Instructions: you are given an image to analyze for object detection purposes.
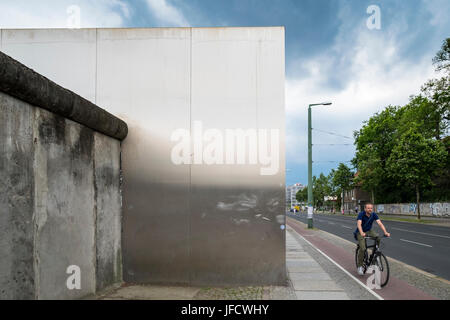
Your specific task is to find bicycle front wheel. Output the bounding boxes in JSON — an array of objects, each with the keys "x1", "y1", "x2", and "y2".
[{"x1": 375, "y1": 253, "x2": 390, "y2": 287}]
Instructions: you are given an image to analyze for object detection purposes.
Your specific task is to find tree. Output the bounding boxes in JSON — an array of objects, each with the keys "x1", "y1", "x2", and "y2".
[
  {"x1": 296, "y1": 187, "x2": 307, "y2": 204},
  {"x1": 386, "y1": 128, "x2": 447, "y2": 219},
  {"x1": 399, "y1": 95, "x2": 446, "y2": 141},
  {"x1": 420, "y1": 77, "x2": 450, "y2": 140},
  {"x1": 422, "y1": 37, "x2": 450, "y2": 140},
  {"x1": 330, "y1": 163, "x2": 354, "y2": 209},
  {"x1": 432, "y1": 38, "x2": 450, "y2": 73},
  {"x1": 352, "y1": 106, "x2": 402, "y2": 203},
  {"x1": 296, "y1": 175, "x2": 332, "y2": 211},
  {"x1": 351, "y1": 37, "x2": 450, "y2": 205},
  {"x1": 313, "y1": 173, "x2": 332, "y2": 210}
]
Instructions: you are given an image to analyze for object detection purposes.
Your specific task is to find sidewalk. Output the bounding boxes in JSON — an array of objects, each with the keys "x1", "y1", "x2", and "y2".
[
  {"x1": 287, "y1": 217, "x2": 445, "y2": 300},
  {"x1": 285, "y1": 226, "x2": 350, "y2": 300},
  {"x1": 92, "y1": 226, "x2": 360, "y2": 300},
  {"x1": 91, "y1": 218, "x2": 448, "y2": 300}
]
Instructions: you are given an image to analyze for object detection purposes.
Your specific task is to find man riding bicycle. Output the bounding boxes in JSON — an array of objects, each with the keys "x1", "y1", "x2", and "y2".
[{"x1": 354, "y1": 203, "x2": 390, "y2": 275}]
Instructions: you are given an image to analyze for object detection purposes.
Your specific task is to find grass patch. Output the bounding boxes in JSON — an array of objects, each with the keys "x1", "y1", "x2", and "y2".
[
  {"x1": 378, "y1": 216, "x2": 435, "y2": 224},
  {"x1": 310, "y1": 211, "x2": 440, "y2": 224},
  {"x1": 323, "y1": 212, "x2": 437, "y2": 224}
]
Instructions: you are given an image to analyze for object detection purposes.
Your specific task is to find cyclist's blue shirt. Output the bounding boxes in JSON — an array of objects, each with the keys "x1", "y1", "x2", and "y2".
[{"x1": 353, "y1": 211, "x2": 379, "y2": 238}]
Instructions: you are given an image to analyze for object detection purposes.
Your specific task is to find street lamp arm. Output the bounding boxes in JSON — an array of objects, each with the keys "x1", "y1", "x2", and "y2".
[{"x1": 309, "y1": 102, "x2": 332, "y2": 107}]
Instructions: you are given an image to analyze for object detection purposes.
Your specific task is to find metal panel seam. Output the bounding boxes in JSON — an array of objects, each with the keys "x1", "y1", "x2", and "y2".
[
  {"x1": 188, "y1": 27, "x2": 193, "y2": 285},
  {"x1": 95, "y1": 29, "x2": 98, "y2": 105}
]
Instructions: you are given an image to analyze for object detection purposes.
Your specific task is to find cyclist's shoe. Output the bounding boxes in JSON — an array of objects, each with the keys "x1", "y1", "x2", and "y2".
[{"x1": 357, "y1": 267, "x2": 364, "y2": 275}]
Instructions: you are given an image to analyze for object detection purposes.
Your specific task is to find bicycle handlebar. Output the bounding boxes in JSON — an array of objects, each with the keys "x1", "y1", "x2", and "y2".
[{"x1": 363, "y1": 235, "x2": 390, "y2": 239}]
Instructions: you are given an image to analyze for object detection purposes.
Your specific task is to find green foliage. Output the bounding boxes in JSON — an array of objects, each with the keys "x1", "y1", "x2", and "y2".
[
  {"x1": 421, "y1": 76, "x2": 450, "y2": 139},
  {"x1": 330, "y1": 163, "x2": 354, "y2": 192},
  {"x1": 351, "y1": 38, "x2": 450, "y2": 204},
  {"x1": 386, "y1": 128, "x2": 447, "y2": 218},
  {"x1": 386, "y1": 127, "x2": 447, "y2": 189},
  {"x1": 328, "y1": 163, "x2": 354, "y2": 209},
  {"x1": 432, "y1": 38, "x2": 450, "y2": 73},
  {"x1": 313, "y1": 173, "x2": 331, "y2": 208},
  {"x1": 296, "y1": 187, "x2": 307, "y2": 203},
  {"x1": 352, "y1": 106, "x2": 402, "y2": 202},
  {"x1": 296, "y1": 173, "x2": 336, "y2": 209},
  {"x1": 423, "y1": 136, "x2": 450, "y2": 201},
  {"x1": 399, "y1": 95, "x2": 445, "y2": 140},
  {"x1": 305, "y1": 39, "x2": 449, "y2": 206}
]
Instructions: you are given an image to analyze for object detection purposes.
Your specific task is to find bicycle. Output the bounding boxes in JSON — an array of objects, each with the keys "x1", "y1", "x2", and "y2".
[{"x1": 355, "y1": 236, "x2": 390, "y2": 287}]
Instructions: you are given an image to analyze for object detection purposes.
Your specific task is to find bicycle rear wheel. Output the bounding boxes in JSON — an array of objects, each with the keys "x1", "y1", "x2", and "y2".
[{"x1": 374, "y1": 253, "x2": 390, "y2": 287}]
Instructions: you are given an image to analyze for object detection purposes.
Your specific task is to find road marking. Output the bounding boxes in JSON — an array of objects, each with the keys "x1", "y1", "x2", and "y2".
[
  {"x1": 288, "y1": 227, "x2": 383, "y2": 300},
  {"x1": 391, "y1": 227, "x2": 450, "y2": 239},
  {"x1": 328, "y1": 222, "x2": 335, "y2": 225},
  {"x1": 400, "y1": 239, "x2": 433, "y2": 247},
  {"x1": 342, "y1": 225, "x2": 352, "y2": 229}
]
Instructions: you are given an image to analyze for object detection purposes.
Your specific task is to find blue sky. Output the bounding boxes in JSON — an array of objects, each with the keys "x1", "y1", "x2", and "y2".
[{"x1": 1, "y1": 0, "x2": 449, "y2": 186}]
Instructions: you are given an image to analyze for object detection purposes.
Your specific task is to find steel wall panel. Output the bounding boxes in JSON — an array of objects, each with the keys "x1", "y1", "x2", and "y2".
[
  {"x1": 1, "y1": 29, "x2": 97, "y2": 103},
  {"x1": 96, "y1": 28, "x2": 192, "y2": 284},
  {"x1": 189, "y1": 27, "x2": 286, "y2": 285}
]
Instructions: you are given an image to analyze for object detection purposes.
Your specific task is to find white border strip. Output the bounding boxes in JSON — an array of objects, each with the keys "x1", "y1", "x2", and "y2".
[
  {"x1": 400, "y1": 239, "x2": 432, "y2": 247},
  {"x1": 392, "y1": 227, "x2": 450, "y2": 239},
  {"x1": 290, "y1": 228, "x2": 384, "y2": 300}
]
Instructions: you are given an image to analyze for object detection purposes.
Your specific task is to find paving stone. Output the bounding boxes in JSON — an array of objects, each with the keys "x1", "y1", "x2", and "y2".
[
  {"x1": 99, "y1": 285, "x2": 201, "y2": 300},
  {"x1": 287, "y1": 260, "x2": 320, "y2": 268},
  {"x1": 295, "y1": 291, "x2": 350, "y2": 300},
  {"x1": 95, "y1": 221, "x2": 352, "y2": 301},
  {"x1": 289, "y1": 272, "x2": 332, "y2": 281},
  {"x1": 291, "y1": 280, "x2": 343, "y2": 291},
  {"x1": 288, "y1": 266, "x2": 324, "y2": 273},
  {"x1": 286, "y1": 252, "x2": 310, "y2": 259}
]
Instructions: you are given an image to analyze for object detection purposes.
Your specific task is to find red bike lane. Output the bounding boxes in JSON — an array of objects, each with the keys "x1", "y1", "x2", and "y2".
[{"x1": 287, "y1": 217, "x2": 436, "y2": 300}]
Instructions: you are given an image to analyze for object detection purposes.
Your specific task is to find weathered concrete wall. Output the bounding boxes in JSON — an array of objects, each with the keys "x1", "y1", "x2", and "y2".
[
  {"x1": 376, "y1": 203, "x2": 450, "y2": 217},
  {"x1": 0, "y1": 52, "x2": 126, "y2": 299},
  {"x1": 33, "y1": 106, "x2": 97, "y2": 299},
  {"x1": 0, "y1": 92, "x2": 35, "y2": 299},
  {"x1": 94, "y1": 134, "x2": 122, "y2": 291}
]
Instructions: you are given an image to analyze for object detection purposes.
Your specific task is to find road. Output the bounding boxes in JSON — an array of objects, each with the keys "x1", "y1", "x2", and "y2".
[{"x1": 287, "y1": 212, "x2": 450, "y2": 281}]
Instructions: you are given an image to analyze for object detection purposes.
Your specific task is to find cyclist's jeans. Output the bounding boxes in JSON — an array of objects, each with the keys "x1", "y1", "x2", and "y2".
[{"x1": 357, "y1": 230, "x2": 380, "y2": 267}]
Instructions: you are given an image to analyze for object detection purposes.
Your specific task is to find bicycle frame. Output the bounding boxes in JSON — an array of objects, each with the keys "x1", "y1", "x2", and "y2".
[
  {"x1": 362, "y1": 237, "x2": 381, "y2": 270},
  {"x1": 355, "y1": 236, "x2": 390, "y2": 287}
]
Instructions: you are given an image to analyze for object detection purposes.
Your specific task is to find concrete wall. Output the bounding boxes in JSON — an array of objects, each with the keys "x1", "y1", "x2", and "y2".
[
  {"x1": 0, "y1": 89, "x2": 123, "y2": 298},
  {"x1": 0, "y1": 92, "x2": 35, "y2": 299},
  {"x1": 376, "y1": 203, "x2": 450, "y2": 217},
  {"x1": 1, "y1": 27, "x2": 286, "y2": 286}
]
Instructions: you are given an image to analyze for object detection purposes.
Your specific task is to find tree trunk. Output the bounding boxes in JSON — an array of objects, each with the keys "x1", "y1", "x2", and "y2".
[
  {"x1": 371, "y1": 190, "x2": 375, "y2": 204},
  {"x1": 416, "y1": 184, "x2": 421, "y2": 220}
]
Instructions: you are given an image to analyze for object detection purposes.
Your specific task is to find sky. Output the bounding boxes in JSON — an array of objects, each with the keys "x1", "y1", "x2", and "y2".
[{"x1": 1, "y1": 0, "x2": 449, "y2": 186}]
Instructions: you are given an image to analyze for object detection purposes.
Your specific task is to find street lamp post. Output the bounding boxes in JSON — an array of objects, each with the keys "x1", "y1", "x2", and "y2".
[{"x1": 307, "y1": 102, "x2": 332, "y2": 229}]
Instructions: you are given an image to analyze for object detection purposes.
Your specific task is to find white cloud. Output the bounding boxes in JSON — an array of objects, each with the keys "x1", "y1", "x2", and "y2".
[
  {"x1": 145, "y1": 0, "x2": 190, "y2": 27},
  {"x1": 285, "y1": 9, "x2": 437, "y2": 167},
  {"x1": 422, "y1": 0, "x2": 450, "y2": 27},
  {"x1": 0, "y1": 0, "x2": 130, "y2": 28}
]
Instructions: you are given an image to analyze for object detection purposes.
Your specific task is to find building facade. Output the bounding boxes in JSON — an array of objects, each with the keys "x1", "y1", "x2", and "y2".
[
  {"x1": 286, "y1": 183, "x2": 305, "y2": 209},
  {"x1": 343, "y1": 186, "x2": 371, "y2": 214}
]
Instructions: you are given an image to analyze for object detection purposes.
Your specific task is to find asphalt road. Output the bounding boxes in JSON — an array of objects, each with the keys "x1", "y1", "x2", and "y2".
[{"x1": 287, "y1": 212, "x2": 450, "y2": 281}]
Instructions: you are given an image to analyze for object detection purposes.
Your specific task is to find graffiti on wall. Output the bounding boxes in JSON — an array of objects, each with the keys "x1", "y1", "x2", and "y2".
[{"x1": 376, "y1": 203, "x2": 450, "y2": 217}]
